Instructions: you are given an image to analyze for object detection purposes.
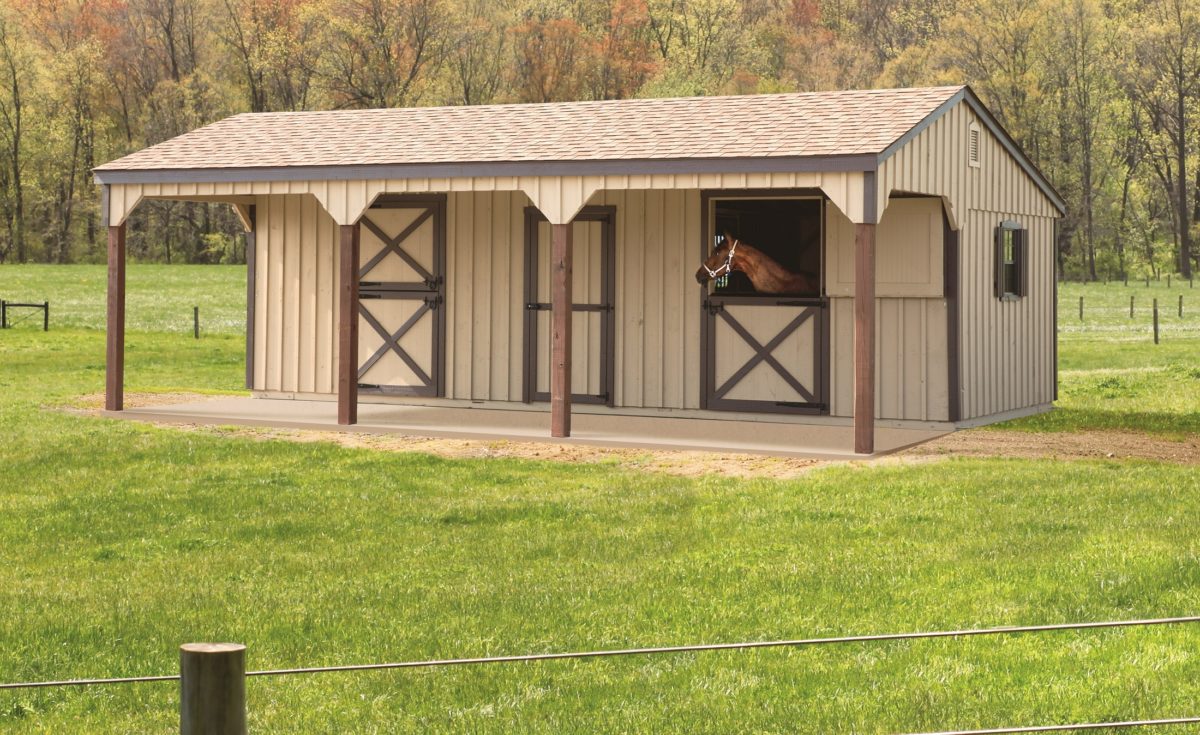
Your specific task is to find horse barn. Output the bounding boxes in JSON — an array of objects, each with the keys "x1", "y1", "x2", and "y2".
[{"x1": 95, "y1": 85, "x2": 1064, "y2": 457}]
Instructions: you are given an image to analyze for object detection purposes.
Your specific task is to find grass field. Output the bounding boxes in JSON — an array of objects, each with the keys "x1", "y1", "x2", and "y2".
[{"x1": 0, "y1": 265, "x2": 1198, "y2": 733}]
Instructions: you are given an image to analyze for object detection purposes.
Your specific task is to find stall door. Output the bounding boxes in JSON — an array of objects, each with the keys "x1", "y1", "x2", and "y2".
[
  {"x1": 523, "y1": 206, "x2": 615, "y2": 406},
  {"x1": 702, "y1": 296, "x2": 829, "y2": 413},
  {"x1": 357, "y1": 195, "x2": 445, "y2": 397}
]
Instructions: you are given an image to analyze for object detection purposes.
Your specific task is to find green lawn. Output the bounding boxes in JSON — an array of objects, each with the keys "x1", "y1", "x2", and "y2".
[
  {"x1": 0, "y1": 265, "x2": 1198, "y2": 733},
  {"x1": 0, "y1": 264, "x2": 246, "y2": 334},
  {"x1": 1002, "y1": 281, "x2": 1200, "y2": 435}
]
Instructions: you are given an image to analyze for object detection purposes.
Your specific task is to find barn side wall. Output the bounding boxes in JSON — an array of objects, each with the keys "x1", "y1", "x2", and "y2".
[
  {"x1": 879, "y1": 101, "x2": 1059, "y2": 420},
  {"x1": 251, "y1": 189, "x2": 951, "y2": 421}
]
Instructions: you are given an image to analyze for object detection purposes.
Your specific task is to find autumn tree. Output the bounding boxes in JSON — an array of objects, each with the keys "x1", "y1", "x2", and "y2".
[
  {"x1": 317, "y1": 0, "x2": 449, "y2": 108},
  {"x1": 1125, "y1": 0, "x2": 1200, "y2": 279}
]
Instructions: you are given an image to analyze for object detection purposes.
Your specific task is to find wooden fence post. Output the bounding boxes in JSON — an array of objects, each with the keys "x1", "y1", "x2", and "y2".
[
  {"x1": 1168, "y1": 274, "x2": 1172, "y2": 288},
  {"x1": 1079, "y1": 296, "x2": 1083, "y2": 321},
  {"x1": 1153, "y1": 298, "x2": 1159, "y2": 345},
  {"x1": 1180, "y1": 294, "x2": 1184, "y2": 318},
  {"x1": 43, "y1": 301, "x2": 48, "y2": 331},
  {"x1": 193, "y1": 306, "x2": 200, "y2": 339},
  {"x1": 180, "y1": 643, "x2": 246, "y2": 735},
  {"x1": 1130, "y1": 295, "x2": 1135, "y2": 318},
  {"x1": 1, "y1": 299, "x2": 6, "y2": 329}
]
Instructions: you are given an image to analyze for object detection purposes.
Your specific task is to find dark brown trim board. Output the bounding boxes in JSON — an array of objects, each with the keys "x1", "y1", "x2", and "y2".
[
  {"x1": 853, "y1": 222, "x2": 876, "y2": 455},
  {"x1": 523, "y1": 205, "x2": 616, "y2": 407},
  {"x1": 105, "y1": 224, "x2": 126, "y2": 412},
  {"x1": 337, "y1": 223, "x2": 360, "y2": 425},
  {"x1": 244, "y1": 205, "x2": 256, "y2": 390},
  {"x1": 943, "y1": 207, "x2": 961, "y2": 423},
  {"x1": 550, "y1": 222, "x2": 573, "y2": 438},
  {"x1": 1053, "y1": 218, "x2": 1059, "y2": 402}
]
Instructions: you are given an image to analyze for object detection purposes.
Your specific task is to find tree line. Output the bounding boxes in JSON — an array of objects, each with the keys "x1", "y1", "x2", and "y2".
[{"x1": 0, "y1": 0, "x2": 1196, "y2": 280}]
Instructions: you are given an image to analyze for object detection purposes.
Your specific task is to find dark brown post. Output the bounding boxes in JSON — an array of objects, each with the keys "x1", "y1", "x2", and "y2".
[
  {"x1": 1078, "y1": 296, "x2": 1083, "y2": 321},
  {"x1": 244, "y1": 207, "x2": 257, "y2": 390},
  {"x1": 106, "y1": 224, "x2": 126, "y2": 412},
  {"x1": 338, "y1": 223, "x2": 360, "y2": 425},
  {"x1": 854, "y1": 223, "x2": 876, "y2": 455},
  {"x1": 550, "y1": 222, "x2": 573, "y2": 438},
  {"x1": 1130, "y1": 295, "x2": 1135, "y2": 318},
  {"x1": 1153, "y1": 298, "x2": 1160, "y2": 344},
  {"x1": 180, "y1": 643, "x2": 246, "y2": 735}
]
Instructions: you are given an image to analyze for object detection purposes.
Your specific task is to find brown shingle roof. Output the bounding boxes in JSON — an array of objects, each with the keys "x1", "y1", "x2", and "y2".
[{"x1": 96, "y1": 86, "x2": 964, "y2": 172}]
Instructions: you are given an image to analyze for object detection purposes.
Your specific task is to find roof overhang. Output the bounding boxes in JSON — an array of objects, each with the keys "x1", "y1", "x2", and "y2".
[{"x1": 92, "y1": 153, "x2": 879, "y2": 186}]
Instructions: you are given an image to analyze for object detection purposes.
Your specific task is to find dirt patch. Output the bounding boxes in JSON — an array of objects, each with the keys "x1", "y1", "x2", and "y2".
[
  {"x1": 899, "y1": 428, "x2": 1200, "y2": 464},
  {"x1": 68, "y1": 392, "x2": 1199, "y2": 476}
]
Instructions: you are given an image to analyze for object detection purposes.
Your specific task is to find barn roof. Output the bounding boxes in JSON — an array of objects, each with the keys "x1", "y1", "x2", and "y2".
[
  {"x1": 93, "y1": 85, "x2": 1063, "y2": 215},
  {"x1": 97, "y1": 86, "x2": 964, "y2": 172}
]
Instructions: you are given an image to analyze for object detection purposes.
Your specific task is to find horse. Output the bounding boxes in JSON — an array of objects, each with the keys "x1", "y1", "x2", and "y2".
[{"x1": 695, "y1": 232, "x2": 819, "y2": 295}]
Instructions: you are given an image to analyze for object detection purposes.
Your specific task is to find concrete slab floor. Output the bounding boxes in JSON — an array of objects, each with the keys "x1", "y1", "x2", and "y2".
[{"x1": 109, "y1": 397, "x2": 950, "y2": 460}]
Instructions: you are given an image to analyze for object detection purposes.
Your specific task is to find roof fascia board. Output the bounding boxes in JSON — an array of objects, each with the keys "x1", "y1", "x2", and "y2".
[{"x1": 92, "y1": 153, "x2": 879, "y2": 186}]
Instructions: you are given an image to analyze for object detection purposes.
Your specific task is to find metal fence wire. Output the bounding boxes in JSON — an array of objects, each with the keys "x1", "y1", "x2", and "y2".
[{"x1": 2, "y1": 615, "x2": 1199, "y2": 733}]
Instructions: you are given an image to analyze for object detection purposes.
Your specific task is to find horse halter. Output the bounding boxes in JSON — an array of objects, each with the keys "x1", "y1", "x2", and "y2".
[{"x1": 702, "y1": 237, "x2": 739, "y2": 279}]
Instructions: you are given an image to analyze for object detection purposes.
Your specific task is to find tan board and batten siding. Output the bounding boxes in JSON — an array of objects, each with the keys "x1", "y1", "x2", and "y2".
[
  {"x1": 250, "y1": 189, "x2": 952, "y2": 421},
  {"x1": 878, "y1": 102, "x2": 1059, "y2": 421}
]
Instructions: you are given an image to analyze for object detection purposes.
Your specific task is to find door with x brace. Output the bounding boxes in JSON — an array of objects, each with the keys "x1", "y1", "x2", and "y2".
[
  {"x1": 357, "y1": 195, "x2": 445, "y2": 397},
  {"x1": 702, "y1": 295, "x2": 829, "y2": 414}
]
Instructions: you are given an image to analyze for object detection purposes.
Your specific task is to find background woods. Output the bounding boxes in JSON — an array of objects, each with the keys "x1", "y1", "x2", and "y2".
[{"x1": 0, "y1": 0, "x2": 1197, "y2": 281}]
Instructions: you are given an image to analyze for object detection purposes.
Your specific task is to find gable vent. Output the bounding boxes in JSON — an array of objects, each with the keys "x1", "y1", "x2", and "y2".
[{"x1": 968, "y1": 123, "x2": 981, "y2": 168}]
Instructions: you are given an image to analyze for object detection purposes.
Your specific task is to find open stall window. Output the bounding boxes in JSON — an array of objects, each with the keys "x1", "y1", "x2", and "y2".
[{"x1": 707, "y1": 197, "x2": 823, "y2": 297}]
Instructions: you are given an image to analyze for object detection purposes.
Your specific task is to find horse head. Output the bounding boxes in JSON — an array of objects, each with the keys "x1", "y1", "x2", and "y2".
[{"x1": 695, "y1": 232, "x2": 740, "y2": 285}]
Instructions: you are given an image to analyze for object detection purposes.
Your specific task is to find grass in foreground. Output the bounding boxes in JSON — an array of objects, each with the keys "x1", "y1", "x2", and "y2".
[{"x1": 0, "y1": 305, "x2": 1199, "y2": 731}]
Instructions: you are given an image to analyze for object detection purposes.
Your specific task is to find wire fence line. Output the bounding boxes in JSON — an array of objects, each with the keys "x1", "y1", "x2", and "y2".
[
  {"x1": 907, "y1": 716, "x2": 1200, "y2": 734},
  {"x1": 4, "y1": 616, "x2": 1200, "y2": 734},
  {"x1": 3, "y1": 614, "x2": 1199, "y2": 691}
]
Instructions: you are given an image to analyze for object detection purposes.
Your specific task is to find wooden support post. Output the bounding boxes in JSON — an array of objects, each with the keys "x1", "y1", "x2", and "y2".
[
  {"x1": 180, "y1": 643, "x2": 246, "y2": 735},
  {"x1": 1130, "y1": 295, "x2": 1135, "y2": 318},
  {"x1": 105, "y1": 224, "x2": 126, "y2": 412},
  {"x1": 1179, "y1": 294, "x2": 1184, "y2": 318},
  {"x1": 193, "y1": 306, "x2": 200, "y2": 339},
  {"x1": 337, "y1": 223, "x2": 360, "y2": 425},
  {"x1": 1078, "y1": 296, "x2": 1083, "y2": 321},
  {"x1": 42, "y1": 301, "x2": 48, "y2": 331},
  {"x1": 854, "y1": 223, "x2": 876, "y2": 455},
  {"x1": 550, "y1": 222, "x2": 573, "y2": 438},
  {"x1": 1153, "y1": 298, "x2": 1160, "y2": 344},
  {"x1": 244, "y1": 210, "x2": 257, "y2": 390}
]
